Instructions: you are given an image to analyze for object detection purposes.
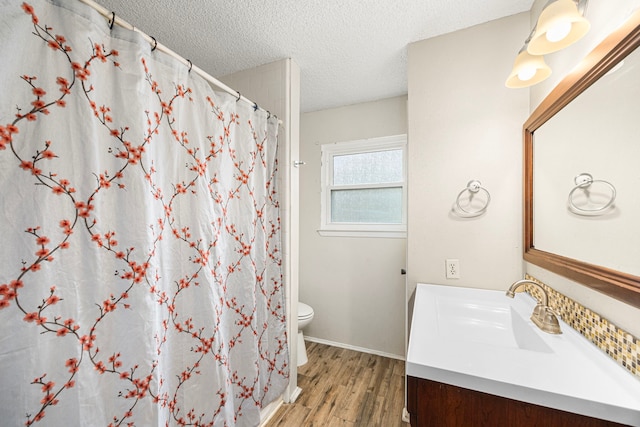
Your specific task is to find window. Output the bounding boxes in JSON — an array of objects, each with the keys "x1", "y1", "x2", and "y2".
[{"x1": 319, "y1": 134, "x2": 407, "y2": 238}]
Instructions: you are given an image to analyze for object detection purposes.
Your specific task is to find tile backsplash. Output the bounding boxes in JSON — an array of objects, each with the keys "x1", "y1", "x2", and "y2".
[{"x1": 524, "y1": 274, "x2": 638, "y2": 379}]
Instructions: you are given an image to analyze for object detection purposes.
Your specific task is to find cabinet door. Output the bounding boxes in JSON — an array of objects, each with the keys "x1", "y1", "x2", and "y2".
[{"x1": 407, "y1": 376, "x2": 629, "y2": 427}]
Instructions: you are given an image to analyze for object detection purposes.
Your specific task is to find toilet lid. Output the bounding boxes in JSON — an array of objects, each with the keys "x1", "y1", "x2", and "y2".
[{"x1": 298, "y1": 302, "x2": 314, "y2": 319}]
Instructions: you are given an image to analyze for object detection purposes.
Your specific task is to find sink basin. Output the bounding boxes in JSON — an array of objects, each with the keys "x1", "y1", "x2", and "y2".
[
  {"x1": 407, "y1": 283, "x2": 640, "y2": 427},
  {"x1": 435, "y1": 295, "x2": 552, "y2": 353}
]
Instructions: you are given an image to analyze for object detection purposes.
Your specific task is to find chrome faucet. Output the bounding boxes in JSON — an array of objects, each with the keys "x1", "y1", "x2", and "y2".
[{"x1": 506, "y1": 279, "x2": 562, "y2": 334}]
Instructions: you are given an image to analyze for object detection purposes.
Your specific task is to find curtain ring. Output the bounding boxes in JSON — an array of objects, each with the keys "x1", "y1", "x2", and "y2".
[
  {"x1": 253, "y1": 102, "x2": 259, "y2": 111},
  {"x1": 186, "y1": 59, "x2": 192, "y2": 73},
  {"x1": 236, "y1": 91, "x2": 241, "y2": 102},
  {"x1": 150, "y1": 36, "x2": 157, "y2": 52},
  {"x1": 267, "y1": 111, "x2": 271, "y2": 119},
  {"x1": 109, "y1": 11, "x2": 116, "y2": 30}
]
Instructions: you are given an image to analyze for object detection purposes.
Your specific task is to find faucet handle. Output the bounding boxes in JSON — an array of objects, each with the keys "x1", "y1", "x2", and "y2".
[
  {"x1": 541, "y1": 306, "x2": 562, "y2": 334},
  {"x1": 545, "y1": 306, "x2": 560, "y2": 317},
  {"x1": 532, "y1": 303, "x2": 545, "y2": 319}
]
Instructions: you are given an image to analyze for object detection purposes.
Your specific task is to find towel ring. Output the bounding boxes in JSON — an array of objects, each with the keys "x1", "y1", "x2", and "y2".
[
  {"x1": 455, "y1": 180, "x2": 491, "y2": 216},
  {"x1": 568, "y1": 173, "x2": 616, "y2": 214}
]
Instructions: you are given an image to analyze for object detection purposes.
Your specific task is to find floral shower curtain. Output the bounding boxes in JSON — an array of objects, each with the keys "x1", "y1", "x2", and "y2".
[{"x1": 0, "y1": 0, "x2": 289, "y2": 425}]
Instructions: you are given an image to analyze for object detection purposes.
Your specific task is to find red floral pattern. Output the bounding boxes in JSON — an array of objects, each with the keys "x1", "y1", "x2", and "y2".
[{"x1": 0, "y1": 1, "x2": 288, "y2": 425}]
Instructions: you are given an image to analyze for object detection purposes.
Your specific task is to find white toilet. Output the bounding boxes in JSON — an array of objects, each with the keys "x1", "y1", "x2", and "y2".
[{"x1": 297, "y1": 302, "x2": 314, "y2": 366}]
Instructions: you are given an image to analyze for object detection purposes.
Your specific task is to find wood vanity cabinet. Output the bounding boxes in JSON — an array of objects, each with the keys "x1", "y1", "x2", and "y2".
[{"x1": 407, "y1": 376, "x2": 630, "y2": 427}]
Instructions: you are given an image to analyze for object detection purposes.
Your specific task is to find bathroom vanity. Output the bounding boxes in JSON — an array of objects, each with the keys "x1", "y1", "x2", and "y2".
[
  {"x1": 407, "y1": 376, "x2": 628, "y2": 427},
  {"x1": 406, "y1": 284, "x2": 640, "y2": 427}
]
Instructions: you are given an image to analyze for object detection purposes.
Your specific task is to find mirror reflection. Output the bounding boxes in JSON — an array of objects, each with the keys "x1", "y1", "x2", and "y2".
[{"x1": 533, "y1": 43, "x2": 640, "y2": 277}]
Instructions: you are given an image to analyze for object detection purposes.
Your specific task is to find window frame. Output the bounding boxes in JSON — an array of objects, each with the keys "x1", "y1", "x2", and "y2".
[{"x1": 319, "y1": 134, "x2": 407, "y2": 238}]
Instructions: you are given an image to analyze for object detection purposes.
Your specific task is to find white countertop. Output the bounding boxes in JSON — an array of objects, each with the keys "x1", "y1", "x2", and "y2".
[{"x1": 406, "y1": 283, "x2": 640, "y2": 426}]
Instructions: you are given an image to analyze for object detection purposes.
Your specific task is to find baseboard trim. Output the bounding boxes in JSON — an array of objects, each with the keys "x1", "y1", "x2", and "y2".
[
  {"x1": 288, "y1": 386, "x2": 302, "y2": 403},
  {"x1": 402, "y1": 407, "x2": 410, "y2": 423},
  {"x1": 259, "y1": 397, "x2": 284, "y2": 426},
  {"x1": 304, "y1": 336, "x2": 405, "y2": 361}
]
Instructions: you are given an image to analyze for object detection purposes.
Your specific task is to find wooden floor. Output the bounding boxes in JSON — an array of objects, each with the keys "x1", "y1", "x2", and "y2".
[{"x1": 265, "y1": 341, "x2": 410, "y2": 427}]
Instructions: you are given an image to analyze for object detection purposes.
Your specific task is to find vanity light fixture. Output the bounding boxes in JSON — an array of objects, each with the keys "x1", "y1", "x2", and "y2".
[
  {"x1": 505, "y1": 0, "x2": 589, "y2": 88},
  {"x1": 528, "y1": 0, "x2": 590, "y2": 55},
  {"x1": 505, "y1": 45, "x2": 552, "y2": 88}
]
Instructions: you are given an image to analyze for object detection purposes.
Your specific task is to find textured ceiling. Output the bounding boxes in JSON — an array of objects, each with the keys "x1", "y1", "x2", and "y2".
[{"x1": 95, "y1": 0, "x2": 533, "y2": 112}]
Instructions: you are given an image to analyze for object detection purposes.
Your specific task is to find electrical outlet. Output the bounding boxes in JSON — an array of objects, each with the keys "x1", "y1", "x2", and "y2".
[{"x1": 446, "y1": 259, "x2": 460, "y2": 279}]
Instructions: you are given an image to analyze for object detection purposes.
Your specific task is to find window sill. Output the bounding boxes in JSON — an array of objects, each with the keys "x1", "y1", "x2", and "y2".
[{"x1": 317, "y1": 229, "x2": 407, "y2": 239}]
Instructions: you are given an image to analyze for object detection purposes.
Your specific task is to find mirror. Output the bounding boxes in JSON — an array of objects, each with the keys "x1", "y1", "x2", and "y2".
[{"x1": 524, "y1": 10, "x2": 640, "y2": 308}]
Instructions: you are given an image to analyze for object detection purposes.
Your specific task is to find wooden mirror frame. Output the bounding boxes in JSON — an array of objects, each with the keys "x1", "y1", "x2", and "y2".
[{"x1": 523, "y1": 10, "x2": 640, "y2": 308}]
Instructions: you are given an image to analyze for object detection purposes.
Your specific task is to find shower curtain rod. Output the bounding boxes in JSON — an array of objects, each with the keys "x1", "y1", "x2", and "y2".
[{"x1": 77, "y1": 0, "x2": 278, "y2": 121}]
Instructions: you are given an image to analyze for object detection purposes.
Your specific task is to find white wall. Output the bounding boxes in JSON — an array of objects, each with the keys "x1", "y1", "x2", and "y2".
[
  {"x1": 220, "y1": 58, "x2": 302, "y2": 398},
  {"x1": 299, "y1": 96, "x2": 407, "y2": 358},
  {"x1": 406, "y1": 13, "x2": 530, "y2": 302},
  {"x1": 526, "y1": 0, "x2": 640, "y2": 337}
]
